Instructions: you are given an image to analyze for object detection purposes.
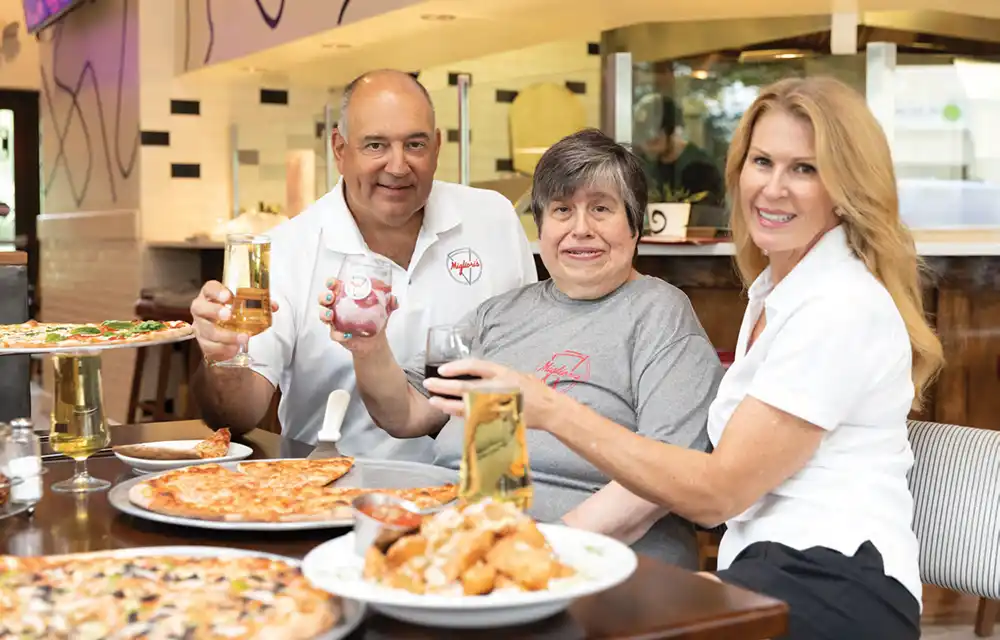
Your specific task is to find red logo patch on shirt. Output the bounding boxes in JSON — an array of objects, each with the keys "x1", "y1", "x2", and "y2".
[
  {"x1": 446, "y1": 248, "x2": 483, "y2": 285},
  {"x1": 537, "y1": 350, "x2": 591, "y2": 390}
]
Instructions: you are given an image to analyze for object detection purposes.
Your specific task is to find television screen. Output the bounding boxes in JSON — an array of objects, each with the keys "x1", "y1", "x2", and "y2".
[{"x1": 23, "y1": 0, "x2": 86, "y2": 34}]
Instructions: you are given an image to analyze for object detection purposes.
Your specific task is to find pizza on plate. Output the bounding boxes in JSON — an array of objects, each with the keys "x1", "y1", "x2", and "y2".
[
  {"x1": 113, "y1": 429, "x2": 233, "y2": 462},
  {"x1": 0, "y1": 551, "x2": 339, "y2": 639},
  {"x1": 0, "y1": 319, "x2": 193, "y2": 350},
  {"x1": 128, "y1": 457, "x2": 457, "y2": 523}
]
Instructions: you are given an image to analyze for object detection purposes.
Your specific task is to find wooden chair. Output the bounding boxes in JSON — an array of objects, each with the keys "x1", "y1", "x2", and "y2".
[
  {"x1": 907, "y1": 420, "x2": 1000, "y2": 636},
  {"x1": 126, "y1": 294, "x2": 201, "y2": 423}
]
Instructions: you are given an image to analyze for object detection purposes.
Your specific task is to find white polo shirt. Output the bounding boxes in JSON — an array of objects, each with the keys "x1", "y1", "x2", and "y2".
[
  {"x1": 708, "y1": 224, "x2": 922, "y2": 603},
  {"x1": 248, "y1": 179, "x2": 537, "y2": 460}
]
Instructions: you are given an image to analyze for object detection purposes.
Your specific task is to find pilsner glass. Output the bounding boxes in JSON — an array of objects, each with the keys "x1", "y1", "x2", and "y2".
[
  {"x1": 215, "y1": 233, "x2": 272, "y2": 368},
  {"x1": 460, "y1": 383, "x2": 533, "y2": 509},
  {"x1": 49, "y1": 353, "x2": 111, "y2": 493},
  {"x1": 332, "y1": 254, "x2": 393, "y2": 338},
  {"x1": 424, "y1": 325, "x2": 476, "y2": 398}
]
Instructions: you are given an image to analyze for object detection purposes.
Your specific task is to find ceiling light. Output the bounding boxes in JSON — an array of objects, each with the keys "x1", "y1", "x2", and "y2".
[
  {"x1": 321, "y1": 42, "x2": 351, "y2": 49},
  {"x1": 691, "y1": 69, "x2": 709, "y2": 79},
  {"x1": 420, "y1": 14, "x2": 456, "y2": 21}
]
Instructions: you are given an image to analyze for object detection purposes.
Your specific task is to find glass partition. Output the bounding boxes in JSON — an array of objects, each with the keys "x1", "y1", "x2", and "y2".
[{"x1": 892, "y1": 56, "x2": 1000, "y2": 229}]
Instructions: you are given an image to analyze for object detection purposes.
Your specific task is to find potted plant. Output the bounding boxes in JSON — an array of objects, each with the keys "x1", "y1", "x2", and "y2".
[{"x1": 645, "y1": 186, "x2": 710, "y2": 240}]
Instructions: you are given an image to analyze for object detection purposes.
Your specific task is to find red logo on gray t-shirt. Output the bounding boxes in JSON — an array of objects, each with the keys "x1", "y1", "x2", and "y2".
[{"x1": 537, "y1": 350, "x2": 591, "y2": 389}]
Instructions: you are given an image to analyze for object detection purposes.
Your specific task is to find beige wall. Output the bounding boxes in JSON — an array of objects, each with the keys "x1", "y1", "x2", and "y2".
[{"x1": 0, "y1": 0, "x2": 38, "y2": 91}]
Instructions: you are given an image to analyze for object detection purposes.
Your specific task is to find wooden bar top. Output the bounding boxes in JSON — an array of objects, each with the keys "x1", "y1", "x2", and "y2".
[
  {"x1": 0, "y1": 421, "x2": 788, "y2": 639},
  {"x1": 0, "y1": 250, "x2": 27, "y2": 265}
]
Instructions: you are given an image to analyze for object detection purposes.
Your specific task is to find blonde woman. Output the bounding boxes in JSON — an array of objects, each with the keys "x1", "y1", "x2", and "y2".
[{"x1": 428, "y1": 77, "x2": 942, "y2": 639}]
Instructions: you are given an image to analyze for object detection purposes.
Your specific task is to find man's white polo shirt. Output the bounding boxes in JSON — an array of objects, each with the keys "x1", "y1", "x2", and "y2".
[
  {"x1": 708, "y1": 224, "x2": 923, "y2": 603},
  {"x1": 247, "y1": 179, "x2": 537, "y2": 461}
]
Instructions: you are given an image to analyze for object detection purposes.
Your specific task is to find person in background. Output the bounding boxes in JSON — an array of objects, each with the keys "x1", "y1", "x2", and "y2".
[
  {"x1": 633, "y1": 93, "x2": 724, "y2": 207},
  {"x1": 430, "y1": 77, "x2": 941, "y2": 639},
  {"x1": 322, "y1": 128, "x2": 724, "y2": 567},
  {"x1": 189, "y1": 69, "x2": 536, "y2": 461}
]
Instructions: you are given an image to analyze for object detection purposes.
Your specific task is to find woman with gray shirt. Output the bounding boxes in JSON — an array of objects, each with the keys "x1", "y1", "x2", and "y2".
[{"x1": 319, "y1": 129, "x2": 723, "y2": 567}]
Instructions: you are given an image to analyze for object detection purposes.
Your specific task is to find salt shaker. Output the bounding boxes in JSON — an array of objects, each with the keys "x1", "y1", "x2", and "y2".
[{"x1": 4, "y1": 418, "x2": 43, "y2": 506}]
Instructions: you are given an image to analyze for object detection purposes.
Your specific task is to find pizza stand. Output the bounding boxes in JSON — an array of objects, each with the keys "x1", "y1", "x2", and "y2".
[{"x1": 0, "y1": 329, "x2": 196, "y2": 499}]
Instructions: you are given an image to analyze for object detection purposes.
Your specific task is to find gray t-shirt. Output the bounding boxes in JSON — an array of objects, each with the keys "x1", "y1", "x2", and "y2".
[{"x1": 412, "y1": 276, "x2": 723, "y2": 568}]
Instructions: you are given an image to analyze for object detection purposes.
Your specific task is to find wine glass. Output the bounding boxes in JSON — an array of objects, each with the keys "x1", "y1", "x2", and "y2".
[
  {"x1": 333, "y1": 254, "x2": 393, "y2": 338},
  {"x1": 424, "y1": 325, "x2": 476, "y2": 398},
  {"x1": 214, "y1": 233, "x2": 272, "y2": 368},
  {"x1": 49, "y1": 353, "x2": 111, "y2": 493}
]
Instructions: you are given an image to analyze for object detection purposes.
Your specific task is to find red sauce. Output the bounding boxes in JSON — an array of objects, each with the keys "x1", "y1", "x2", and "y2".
[{"x1": 358, "y1": 503, "x2": 422, "y2": 528}]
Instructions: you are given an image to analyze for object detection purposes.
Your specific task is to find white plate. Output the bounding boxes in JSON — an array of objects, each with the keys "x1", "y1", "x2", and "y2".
[
  {"x1": 113, "y1": 440, "x2": 254, "y2": 473},
  {"x1": 23, "y1": 545, "x2": 364, "y2": 640},
  {"x1": 301, "y1": 523, "x2": 638, "y2": 629},
  {"x1": 108, "y1": 457, "x2": 459, "y2": 531}
]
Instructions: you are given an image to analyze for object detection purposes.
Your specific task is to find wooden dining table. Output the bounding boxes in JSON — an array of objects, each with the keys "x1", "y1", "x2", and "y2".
[{"x1": 0, "y1": 420, "x2": 788, "y2": 639}]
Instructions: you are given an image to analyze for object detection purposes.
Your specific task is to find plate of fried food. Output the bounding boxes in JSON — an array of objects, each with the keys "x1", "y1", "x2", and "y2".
[
  {"x1": 112, "y1": 428, "x2": 252, "y2": 473},
  {"x1": 301, "y1": 498, "x2": 638, "y2": 628}
]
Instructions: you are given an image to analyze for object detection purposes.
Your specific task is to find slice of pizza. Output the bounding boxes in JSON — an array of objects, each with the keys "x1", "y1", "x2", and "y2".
[
  {"x1": 236, "y1": 458, "x2": 355, "y2": 488},
  {"x1": 194, "y1": 428, "x2": 232, "y2": 459}
]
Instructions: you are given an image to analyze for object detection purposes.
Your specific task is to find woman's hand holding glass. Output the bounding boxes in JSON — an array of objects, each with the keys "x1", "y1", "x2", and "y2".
[
  {"x1": 318, "y1": 279, "x2": 399, "y2": 358},
  {"x1": 423, "y1": 359, "x2": 562, "y2": 428}
]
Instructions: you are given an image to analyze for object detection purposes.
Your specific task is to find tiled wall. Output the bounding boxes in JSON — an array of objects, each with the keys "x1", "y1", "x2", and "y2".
[{"x1": 138, "y1": 0, "x2": 333, "y2": 241}]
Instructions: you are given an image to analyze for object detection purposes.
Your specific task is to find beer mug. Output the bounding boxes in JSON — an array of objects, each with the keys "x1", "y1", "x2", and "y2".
[{"x1": 459, "y1": 383, "x2": 533, "y2": 510}]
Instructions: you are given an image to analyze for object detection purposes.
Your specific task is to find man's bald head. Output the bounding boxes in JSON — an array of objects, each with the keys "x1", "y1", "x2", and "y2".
[{"x1": 337, "y1": 70, "x2": 435, "y2": 139}]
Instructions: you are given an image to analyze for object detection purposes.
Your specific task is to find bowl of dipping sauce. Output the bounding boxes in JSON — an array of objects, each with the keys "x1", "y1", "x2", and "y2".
[{"x1": 351, "y1": 493, "x2": 426, "y2": 556}]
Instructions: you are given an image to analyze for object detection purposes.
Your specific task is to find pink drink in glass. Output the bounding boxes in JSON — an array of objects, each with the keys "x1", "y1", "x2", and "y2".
[{"x1": 333, "y1": 255, "x2": 393, "y2": 337}]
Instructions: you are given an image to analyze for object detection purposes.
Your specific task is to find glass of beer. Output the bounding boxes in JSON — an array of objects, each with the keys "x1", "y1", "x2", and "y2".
[
  {"x1": 424, "y1": 325, "x2": 476, "y2": 398},
  {"x1": 215, "y1": 233, "x2": 272, "y2": 368},
  {"x1": 49, "y1": 353, "x2": 111, "y2": 493},
  {"x1": 460, "y1": 383, "x2": 533, "y2": 509},
  {"x1": 333, "y1": 254, "x2": 393, "y2": 337}
]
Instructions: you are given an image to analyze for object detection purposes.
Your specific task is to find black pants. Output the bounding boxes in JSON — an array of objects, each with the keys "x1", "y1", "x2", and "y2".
[{"x1": 715, "y1": 541, "x2": 920, "y2": 640}]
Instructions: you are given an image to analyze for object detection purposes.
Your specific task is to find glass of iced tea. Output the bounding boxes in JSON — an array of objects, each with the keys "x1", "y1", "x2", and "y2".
[
  {"x1": 424, "y1": 325, "x2": 476, "y2": 397},
  {"x1": 215, "y1": 233, "x2": 272, "y2": 368},
  {"x1": 49, "y1": 353, "x2": 111, "y2": 493},
  {"x1": 333, "y1": 254, "x2": 393, "y2": 337},
  {"x1": 460, "y1": 383, "x2": 533, "y2": 510}
]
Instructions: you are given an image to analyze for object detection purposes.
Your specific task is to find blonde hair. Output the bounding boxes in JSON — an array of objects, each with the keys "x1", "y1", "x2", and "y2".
[{"x1": 726, "y1": 76, "x2": 943, "y2": 407}]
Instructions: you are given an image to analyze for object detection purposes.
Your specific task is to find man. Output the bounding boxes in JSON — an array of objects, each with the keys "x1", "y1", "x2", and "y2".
[
  {"x1": 633, "y1": 93, "x2": 724, "y2": 207},
  {"x1": 190, "y1": 70, "x2": 537, "y2": 461}
]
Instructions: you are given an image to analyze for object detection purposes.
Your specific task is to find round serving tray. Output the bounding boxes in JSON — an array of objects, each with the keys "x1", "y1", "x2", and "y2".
[
  {"x1": 0, "y1": 330, "x2": 194, "y2": 355},
  {"x1": 108, "y1": 457, "x2": 459, "y2": 532}
]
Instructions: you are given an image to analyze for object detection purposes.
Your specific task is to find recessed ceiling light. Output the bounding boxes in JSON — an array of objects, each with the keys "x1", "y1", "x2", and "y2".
[
  {"x1": 420, "y1": 14, "x2": 456, "y2": 21},
  {"x1": 321, "y1": 42, "x2": 352, "y2": 49}
]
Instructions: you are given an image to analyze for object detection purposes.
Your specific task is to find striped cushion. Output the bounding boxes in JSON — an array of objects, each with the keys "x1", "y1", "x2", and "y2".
[{"x1": 908, "y1": 420, "x2": 1000, "y2": 598}]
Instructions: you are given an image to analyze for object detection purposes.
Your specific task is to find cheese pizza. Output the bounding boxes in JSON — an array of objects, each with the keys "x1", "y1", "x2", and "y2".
[
  {"x1": 0, "y1": 551, "x2": 339, "y2": 639},
  {"x1": 0, "y1": 319, "x2": 193, "y2": 351},
  {"x1": 128, "y1": 457, "x2": 457, "y2": 523}
]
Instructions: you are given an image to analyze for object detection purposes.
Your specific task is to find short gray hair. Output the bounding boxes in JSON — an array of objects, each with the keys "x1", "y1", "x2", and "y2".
[
  {"x1": 337, "y1": 70, "x2": 434, "y2": 139},
  {"x1": 531, "y1": 129, "x2": 648, "y2": 237}
]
